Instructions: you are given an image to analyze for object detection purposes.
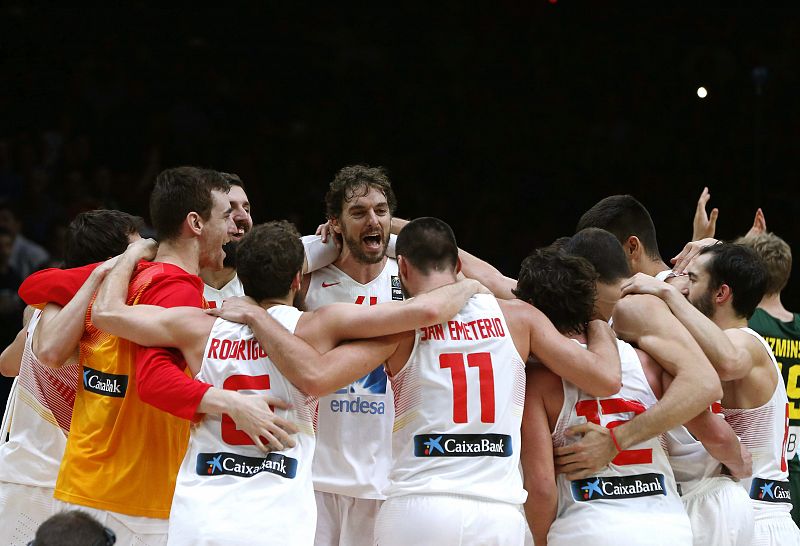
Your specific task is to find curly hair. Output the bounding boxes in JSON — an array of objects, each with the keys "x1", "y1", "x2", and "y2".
[
  {"x1": 324, "y1": 164, "x2": 397, "y2": 219},
  {"x1": 513, "y1": 246, "x2": 598, "y2": 335}
]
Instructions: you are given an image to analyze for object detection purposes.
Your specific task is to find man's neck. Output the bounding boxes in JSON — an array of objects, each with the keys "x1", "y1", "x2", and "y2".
[
  {"x1": 155, "y1": 239, "x2": 201, "y2": 276},
  {"x1": 261, "y1": 293, "x2": 295, "y2": 310},
  {"x1": 638, "y1": 257, "x2": 671, "y2": 277},
  {"x1": 712, "y1": 307, "x2": 747, "y2": 331},
  {"x1": 757, "y1": 293, "x2": 794, "y2": 322},
  {"x1": 333, "y1": 250, "x2": 387, "y2": 285},
  {"x1": 408, "y1": 272, "x2": 459, "y2": 297},
  {"x1": 201, "y1": 266, "x2": 236, "y2": 289}
]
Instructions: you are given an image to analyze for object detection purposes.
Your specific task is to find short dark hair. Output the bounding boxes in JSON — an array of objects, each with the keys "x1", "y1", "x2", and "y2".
[
  {"x1": 513, "y1": 246, "x2": 597, "y2": 335},
  {"x1": 565, "y1": 228, "x2": 631, "y2": 283},
  {"x1": 395, "y1": 217, "x2": 458, "y2": 274},
  {"x1": 736, "y1": 232, "x2": 792, "y2": 295},
  {"x1": 149, "y1": 167, "x2": 230, "y2": 241},
  {"x1": 64, "y1": 210, "x2": 145, "y2": 268},
  {"x1": 324, "y1": 165, "x2": 397, "y2": 220},
  {"x1": 237, "y1": 221, "x2": 304, "y2": 301},
  {"x1": 576, "y1": 195, "x2": 661, "y2": 260},
  {"x1": 31, "y1": 510, "x2": 115, "y2": 546},
  {"x1": 220, "y1": 172, "x2": 245, "y2": 190},
  {"x1": 699, "y1": 242, "x2": 768, "y2": 319}
]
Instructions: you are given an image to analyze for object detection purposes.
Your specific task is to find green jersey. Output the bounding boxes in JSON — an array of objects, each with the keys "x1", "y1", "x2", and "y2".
[{"x1": 749, "y1": 307, "x2": 800, "y2": 461}]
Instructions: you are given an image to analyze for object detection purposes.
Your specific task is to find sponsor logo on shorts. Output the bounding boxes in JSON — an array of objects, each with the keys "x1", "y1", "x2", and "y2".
[
  {"x1": 82, "y1": 367, "x2": 127, "y2": 398},
  {"x1": 197, "y1": 451, "x2": 298, "y2": 479},
  {"x1": 413, "y1": 434, "x2": 512, "y2": 457},
  {"x1": 391, "y1": 275, "x2": 404, "y2": 301},
  {"x1": 750, "y1": 478, "x2": 792, "y2": 504},
  {"x1": 570, "y1": 473, "x2": 666, "y2": 502}
]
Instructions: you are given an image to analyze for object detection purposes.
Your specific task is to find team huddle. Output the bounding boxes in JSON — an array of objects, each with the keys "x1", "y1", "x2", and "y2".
[{"x1": 0, "y1": 165, "x2": 798, "y2": 546}]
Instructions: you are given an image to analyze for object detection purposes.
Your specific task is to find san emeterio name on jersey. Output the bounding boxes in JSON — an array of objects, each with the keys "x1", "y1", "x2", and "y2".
[
  {"x1": 197, "y1": 451, "x2": 298, "y2": 479},
  {"x1": 414, "y1": 434, "x2": 512, "y2": 457},
  {"x1": 570, "y1": 473, "x2": 666, "y2": 502}
]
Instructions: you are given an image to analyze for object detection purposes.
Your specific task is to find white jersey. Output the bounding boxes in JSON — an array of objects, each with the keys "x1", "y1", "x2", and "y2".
[
  {"x1": 665, "y1": 413, "x2": 726, "y2": 496},
  {"x1": 385, "y1": 293, "x2": 526, "y2": 503},
  {"x1": 168, "y1": 307, "x2": 318, "y2": 546},
  {"x1": 203, "y1": 273, "x2": 244, "y2": 309},
  {"x1": 305, "y1": 259, "x2": 400, "y2": 499},
  {"x1": 548, "y1": 339, "x2": 692, "y2": 545},
  {"x1": 0, "y1": 310, "x2": 78, "y2": 488},
  {"x1": 722, "y1": 328, "x2": 793, "y2": 513}
]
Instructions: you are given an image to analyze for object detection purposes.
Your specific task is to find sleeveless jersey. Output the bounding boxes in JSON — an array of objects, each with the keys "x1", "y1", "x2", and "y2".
[
  {"x1": 0, "y1": 310, "x2": 78, "y2": 488},
  {"x1": 722, "y1": 327, "x2": 792, "y2": 512},
  {"x1": 168, "y1": 308, "x2": 317, "y2": 546},
  {"x1": 203, "y1": 273, "x2": 244, "y2": 309},
  {"x1": 749, "y1": 308, "x2": 800, "y2": 461},
  {"x1": 385, "y1": 293, "x2": 526, "y2": 504},
  {"x1": 665, "y1": 415, "x2": 726, "y2": 497},
  {"x1": 55, "y1": 265, "x2": 191, "y2": 518},
  {"x1": 548, "y1": 339, "x2": 691, "y2": 544},
  {"x1": 305, "y1": 259, "x2": 400, "y2": 499}
]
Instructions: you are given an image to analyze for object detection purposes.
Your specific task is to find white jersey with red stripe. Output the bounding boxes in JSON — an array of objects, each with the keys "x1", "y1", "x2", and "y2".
[
  {"x1": 385, "y1": 293, "x2": 526, "y2": 504},
  {"x1": 305, "y1": 259, "x2": 400, "y2": 500},
  {"x1": 0, "y1": 309, "x2": 78, "y2": 488},
  {"x1": 548, "y1": 339, "x2": 692, "y2": 545},
  {"x1": 722, "y1": 328, "x2": 793, "y2": 514},
  {"x1": 665, "y1": 408, "x2": 726, "y2": 496},
  {"x1": 168, "y1": 307, "x2": 318, "y2": 546},
  {"x1": 203, "y1": 273, "x2": 244, "y2": 309}
]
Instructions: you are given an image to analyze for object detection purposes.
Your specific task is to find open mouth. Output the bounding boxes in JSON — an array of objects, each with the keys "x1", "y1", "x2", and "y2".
[
  {"x1": 231, "y1": 225, "x2": 246, "y2": 241},
  {"x1": 362, "y1": 233, "x2": 383, "y2": 251}
]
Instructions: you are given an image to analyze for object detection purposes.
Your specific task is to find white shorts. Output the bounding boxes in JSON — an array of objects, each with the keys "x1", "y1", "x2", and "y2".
[
  {"x1": 374, "y1": 494, "x2": 526, "y2": 546},
  {"x1": 752, "y1": 507, "x2": 800, "y2": 546},
  {"x1": 314, "y1": 490, "x2": 382, "y2": 546},
  {"x1": 681, "y1": 477, "x2": 753, "y2": 546},
  {"x1": 56, "y1": 500, "x2": 168, "y2": 546},
  {"x1": 0, "y1": 482, "x2": 60, "y2": 546}
]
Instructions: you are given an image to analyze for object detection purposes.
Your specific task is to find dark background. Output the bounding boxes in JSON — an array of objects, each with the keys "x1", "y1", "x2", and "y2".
[{"x1": 2, "y1": 4, "x2": 799, "y2": 403}]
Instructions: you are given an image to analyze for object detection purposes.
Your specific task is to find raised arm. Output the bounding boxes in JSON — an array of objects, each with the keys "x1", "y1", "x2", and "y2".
[
  {"x1": 521, "y1": 368, "x2": 560, "y2": 546},
  {"x1": 622, "y1": 274, "x2": 754, "y2": 381},
  {"x1": 692, "y1": 187, "x2": 719, "y2": 241}
]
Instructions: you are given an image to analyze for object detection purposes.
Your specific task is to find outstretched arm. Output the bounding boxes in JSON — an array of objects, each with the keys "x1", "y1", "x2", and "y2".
[
  {"x1": 622, "y1": 274, "x2": 755, "y2": 381},
  {"x1": 314, "y1": 278, "x2": 486, "y2": 344},
  {"x1": 208, "y1": 299, "x2": 403, "y2": 396}
]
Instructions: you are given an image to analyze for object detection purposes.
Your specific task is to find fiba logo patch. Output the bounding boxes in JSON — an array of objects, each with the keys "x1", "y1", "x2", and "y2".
[{"x1": 391, "y1": 275, "x2": 403, "y2": 301}]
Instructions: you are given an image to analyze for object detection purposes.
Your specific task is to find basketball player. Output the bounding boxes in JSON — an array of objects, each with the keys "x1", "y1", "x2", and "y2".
[
  {"x1": 15, "y1": 167, "x2": 290, "y2": 545},
  {"x1": 90, "y1": 220, "x2": 487, "y2": 545},
  {"x1": 521, "y1": 231, "x2": 752, "y2": 546},
  {"x1": 201, "y1": 172, "x2": 252, "y2": 307},
  {"x1": 0, "y1": 210, "x2": 144, "y2": 546},
  {"x1": 622, "y1": 243, "x2": 800, "y2": 545},
  {"x1": 740, "y1": 232, "x2": 800, "y2": 527}
]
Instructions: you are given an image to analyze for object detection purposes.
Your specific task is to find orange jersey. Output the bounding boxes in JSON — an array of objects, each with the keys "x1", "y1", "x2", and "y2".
[{"x1": 55, "y1": 263, "x2": 192, "y2": 518}]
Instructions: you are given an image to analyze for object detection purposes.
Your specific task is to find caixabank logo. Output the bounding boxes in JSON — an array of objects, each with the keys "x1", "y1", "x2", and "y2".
[
  {"x1": 570, "y1": 473, "x2": 666, "y2": 502},
  {"x1": 750, "y1": 478, "x2": 792, "y2": 504},
  {"x1": 413, "y1": 434, "x2": 512, "y2": 457},
  {"x1": 83, "y1": 367, "x2": 128, "y2": 398},
  {"x1": 196, "y1": 451, "x2": 298, "y2": 480}
]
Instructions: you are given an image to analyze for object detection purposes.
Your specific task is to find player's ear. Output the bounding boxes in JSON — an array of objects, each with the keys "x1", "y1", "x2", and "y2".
[
  {"x1": 398, "y1": 255, "x2": 409, "y2": 279},
  {"x1": 291, "y1": 271, "x2": 302, "y2": 291},
  {"x1": 715, "y1": 283, "x2": 732, "y2": 305},
  {"x1": 455, "y1": 256, "x2": 462, "y2": 275},
  {"x1": 330, "y1": 216, "x2": 343, "y2": 234},
  {"x1": 625, "y1": 236, "x2": 640, "y2": 256},
  {"x1": 187, "y1": 212, "x2": 203, "y2": 236}
]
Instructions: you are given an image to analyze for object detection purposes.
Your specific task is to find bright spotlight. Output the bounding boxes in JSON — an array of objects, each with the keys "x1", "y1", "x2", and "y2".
[{"x1": 697, "y1": 87, "x2": 708, "y2": 98}]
